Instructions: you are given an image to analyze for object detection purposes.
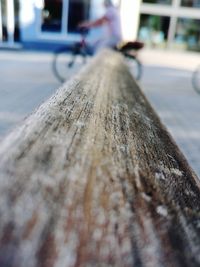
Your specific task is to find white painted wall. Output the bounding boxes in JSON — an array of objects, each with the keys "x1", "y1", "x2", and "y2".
[
  {"x1": 19, "y1": 0, "x2": 38, "y2": 41},
  {"x1": 120, "y1": 0, "x2": 141, "y2": 41},
  {"x1": 6, "y1": 0, "x2": 15, "y2": 44}
]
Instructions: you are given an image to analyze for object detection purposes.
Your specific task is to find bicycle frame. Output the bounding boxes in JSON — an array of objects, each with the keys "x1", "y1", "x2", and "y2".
[{"x1": 52, "y1": 28, "x2": 144, "y2": 83}]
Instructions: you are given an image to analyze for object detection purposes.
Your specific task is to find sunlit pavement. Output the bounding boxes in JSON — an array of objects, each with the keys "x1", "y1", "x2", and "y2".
[{"x1": 0, "y1": 49, "x2": 200, "y2": 178}]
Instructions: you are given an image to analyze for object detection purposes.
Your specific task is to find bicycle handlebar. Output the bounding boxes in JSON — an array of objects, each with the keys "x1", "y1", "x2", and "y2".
[{"x1": 77, "y1": 27, "x2": 89, "y2": 36}]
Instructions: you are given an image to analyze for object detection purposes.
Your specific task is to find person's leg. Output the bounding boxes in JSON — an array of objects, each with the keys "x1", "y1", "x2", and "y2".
[
  {"x1": 85, "y1": 43, "x2": 95, "y2": 56},
  {"x1": 94, "y1": 36, "x2": 121, "y2": 52}
]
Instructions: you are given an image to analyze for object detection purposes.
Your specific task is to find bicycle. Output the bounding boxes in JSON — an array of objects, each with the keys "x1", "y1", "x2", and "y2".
[
  {"x1": 52, "y1": 28, "x2": 144, "y2": 83},
  {"x1": 192, "y1": 65, "x2": 200, "y2": 94}
]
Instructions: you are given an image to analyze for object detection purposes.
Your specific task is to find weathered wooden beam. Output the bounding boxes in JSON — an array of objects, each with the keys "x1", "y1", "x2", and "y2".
[{"x1": 0, "y1": 50, "x2": 200, "y2": 267}]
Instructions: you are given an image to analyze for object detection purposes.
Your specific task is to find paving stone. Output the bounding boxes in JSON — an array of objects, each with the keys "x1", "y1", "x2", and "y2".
[{"x1": 141, "y1": 49, "x2": 200, "y2": 178}]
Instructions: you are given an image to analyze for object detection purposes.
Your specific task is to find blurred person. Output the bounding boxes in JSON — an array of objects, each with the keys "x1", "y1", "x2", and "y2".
[{"x1": 79, "y1": 0, "x2": 122, "y2": 52}]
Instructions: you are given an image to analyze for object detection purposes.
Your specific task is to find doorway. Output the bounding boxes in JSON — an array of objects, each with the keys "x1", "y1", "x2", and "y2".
[{"x1": 0, "y1": 0, "x2": 20, "y2": 45}]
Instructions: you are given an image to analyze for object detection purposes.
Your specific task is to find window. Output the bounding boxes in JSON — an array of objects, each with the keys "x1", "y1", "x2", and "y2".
[
  {"x1": 41, "y1": 0, "x2": 91, "y2": 34},
  {"x1": 14, "y1": 0, "x2": 20, "y2": 41},
  {"x1": 181, "y1": 0, "x2": 200, "y2": 7},
  {"x1": 138, "y1": 14, "x2": 170, "y2": 47},
  {"x1": 174, "y1": 18, "x2": 200, "y2": 51},
  {"x1": 67, "y1": 0, "x2": 90, "y2": 33},
  {"x1": 142, "y1": 0, "x2": 172, "y2": 5},
  {"x1": 41, "y1": 0, "x2": 63, "y2": 32},
  {"x1": 1, "y1": 0, "x2": 20, "y2": 42},
  {"x1": 1, "y1": 0, "x2": 8, "y2": 41}
]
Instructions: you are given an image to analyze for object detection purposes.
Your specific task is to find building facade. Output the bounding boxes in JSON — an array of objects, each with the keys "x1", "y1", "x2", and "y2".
[
  {"x1": 0, "y1": 0, "x2": 199, "y2": 51},
  {"x1": 139, "y1": 0, "x2": 200, "y2": 51}
]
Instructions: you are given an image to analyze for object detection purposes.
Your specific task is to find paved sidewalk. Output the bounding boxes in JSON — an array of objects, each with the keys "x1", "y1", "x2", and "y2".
[
  {"x1": 0, "y1": 49, "x2": 200, "y2": 178},
  {"x1": 0, "y1": 51, "x2": 60, "y2": 138},
  {"x1": 140, "y1": 49, "x2": 200, "y2": 178}
]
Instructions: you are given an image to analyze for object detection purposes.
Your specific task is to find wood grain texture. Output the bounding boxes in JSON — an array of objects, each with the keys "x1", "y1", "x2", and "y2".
[{"x1": 0, "y1": 50, "x2": 200, "y2": 267}]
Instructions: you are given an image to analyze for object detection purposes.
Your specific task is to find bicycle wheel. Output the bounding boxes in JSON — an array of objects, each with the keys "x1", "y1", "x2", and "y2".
[
  {"x1": 124, "y1": 54, "x2": 142, "y2": 80},
  {"x1": 192, "y1": 65, "x2": 200, "y2": 94},
  {"x1": 52, "y1": 46, "x2": 87, "y2": 83}
]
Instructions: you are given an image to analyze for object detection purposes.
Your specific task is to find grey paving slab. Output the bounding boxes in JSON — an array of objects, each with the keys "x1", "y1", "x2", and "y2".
[
  {"x1": 0, "y1": 50, "x2": 60, "y2": 138},
  {"x1": 140, "y1": 49, "x2": 200, "y2": 178}
]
